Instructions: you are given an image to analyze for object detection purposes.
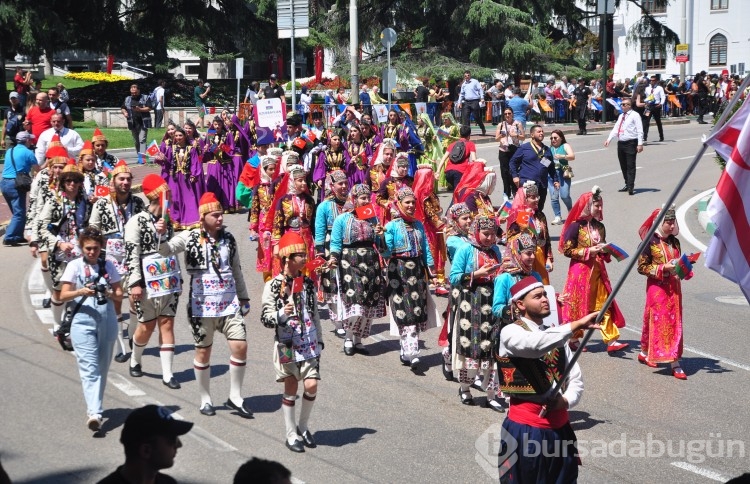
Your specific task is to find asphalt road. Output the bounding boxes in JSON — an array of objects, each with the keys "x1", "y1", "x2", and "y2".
[{"x1": 1, "y1": 121, "x2": 748, "y2": 483}]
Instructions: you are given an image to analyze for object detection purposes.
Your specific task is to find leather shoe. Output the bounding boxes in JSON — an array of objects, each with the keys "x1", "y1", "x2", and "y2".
[
  {"x1": 343, "y1": 339, "x2": 355, "y2": 356},
  {"x1": 607, "y1": 342, "x2": 630, "y2": 353},
  {"x1": 285, "y1": 439, "x2": 305, "y2": 453},
  {"x1": 400, "y1": 355, "x2": 411, "y2": 366},
  {"x1": 672, "y1": 367, "x2": 688, "y2": 380},
  {"x1": 618, "y1": 186, "x2": 628, "y2": 192},
  {"x1": 458, "y1": 388, "x2": 475, "y2": 406},
  {"x1": 353, "y1": 343, "x2": 370, "y2": 355},
  {"x1": 200, "y1": 403, "x2": 216, "y2": 416},
  {"x1": 114, "y1": 352, "x2": 130, "y2": 363},
  {"x1": 226, "y1": 399, "x2": 254, "y2": 418},
  {"x1": 297, "y1": 427, "x2": 317, "y2": 448},
  {"x1": 638, "y1": 353, "x2": 657, "y2": 368},
  {"x1": 410, "y1": 357, "x2": 422, "y2": 372},
  {"x1": 435, "y1": 286, "x2": 449, "y2": 297},
  {"x1": 483, "y1": 398, "x2": 506, "y2": 413},
  {"x1": 334, "y1": 328, "x2": 346, "y2": 339},
  {"x1": 129, "y1": 364, "x2": 143, "y2": 377},
  {"x1": 442, "y1": 363, "x2": 454, "y2": 381},
  {"x1": 628, "y1": 189, "x2": 634, "y2": 196},
  {"x1": 163, "y1": 377, "x2": 181, "y2": 389}
]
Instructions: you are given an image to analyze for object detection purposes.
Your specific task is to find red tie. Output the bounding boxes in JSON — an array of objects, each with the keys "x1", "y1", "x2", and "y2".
[{"x1": 617, "y1": 112, "x2": 627, "y2": 137}]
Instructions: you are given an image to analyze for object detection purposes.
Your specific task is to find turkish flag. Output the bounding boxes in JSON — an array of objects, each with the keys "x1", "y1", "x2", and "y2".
[
  {"x1": 291, "y1": 276, "x2": 304, "y2": 294},
  {"x1": 355, "y1": 203, "x2": 377, "y2": 220},
  {"x1": 305, "y1": 257, "x2": 326, "y2": 272},
  {"x1": 306, "y1": 130, "x2": 317, "y2": 143},
  {"x1": 95, "y1": 185, "x2": 111, "y2": 198},
  {"x1": 516, "y1": 209, "x2": 532, "y2": 228},
  {"x1": 146, "y1": 141, "x2": 160, "y2": 157},
  {"x1": 293, "y1": 137, "x2": 307, "y2": 151},
  {"x1": 220, "y1": 143, "x2": 232, "y2": 154}
]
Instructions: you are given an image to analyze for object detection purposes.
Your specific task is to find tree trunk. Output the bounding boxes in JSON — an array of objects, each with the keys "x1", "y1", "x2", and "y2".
[
  {"x1": 199, "y1": 58, "x2": 209, "y2": 80},
  {"x1": 0, "y1": 47, "x2": 8, "y2": 104},
  {"x1": 44, "y1": 45, "x2": 55, "y2": 76}
]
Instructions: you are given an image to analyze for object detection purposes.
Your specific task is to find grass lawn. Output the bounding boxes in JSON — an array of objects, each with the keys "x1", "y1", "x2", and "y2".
[
  {"x1": 75, "y1": 127, "x2": 168, "y2": 150},
  {"x1": 6, "y1": 75, "x2": 98, "y2": 92}
]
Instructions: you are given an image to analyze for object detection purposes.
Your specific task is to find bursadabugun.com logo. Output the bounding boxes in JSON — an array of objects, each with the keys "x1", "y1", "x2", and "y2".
[{"x1": 475, "y1": 423, "x2": 518, "y2": 479}]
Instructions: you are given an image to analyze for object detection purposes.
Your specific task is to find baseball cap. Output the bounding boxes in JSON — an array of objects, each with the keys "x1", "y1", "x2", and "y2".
[
  {"x1": 9, "y1": 92, "x2": 19, "y2": 100},
  {"x1": 270, "y1": 74, "x2": 278, "y2": 80},
  {"x1": 16, "y1": 132, "x2": 35, "y2": 143},
  {"x1": 120, "y1": 405, "x2": 193, "y2": 446}
]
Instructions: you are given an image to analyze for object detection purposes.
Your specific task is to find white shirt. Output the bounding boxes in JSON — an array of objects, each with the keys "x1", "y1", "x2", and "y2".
[
  {"x1": 35, "y1": 126, "x2": 84, "y2": 164},
  {"x1": 606, "y1": 110, "x2": 644, "y2": 145},
  {"x1": 499, "y1": 316, "x2": 583, "y2": 408},
  {"x1": 154, "y1": 86, "x2": 165, "y2": 110},
  {"x1": 645, "y1": 83, "x2": 665, "y2": 106},
  {"x1": 504, "y1": 88, "x2": 514, "y2": 99}
]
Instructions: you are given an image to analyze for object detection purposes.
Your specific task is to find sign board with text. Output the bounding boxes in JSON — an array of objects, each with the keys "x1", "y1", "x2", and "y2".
[{"x1": 676, "y1": 44, "x2": 689, "y2": 63}]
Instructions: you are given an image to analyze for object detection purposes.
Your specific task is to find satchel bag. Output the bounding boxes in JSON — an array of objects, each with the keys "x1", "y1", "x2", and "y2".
[
  {"x1": 562, "y1": 165, "x2": 574, "y2": 179},
  {"x1": 9, "y1": 150, "x2": 32, "y2": 192}
]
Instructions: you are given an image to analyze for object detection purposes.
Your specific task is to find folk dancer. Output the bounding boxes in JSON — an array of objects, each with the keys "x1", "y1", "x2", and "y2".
[
  {"x1": 204, "y1": 116, "x2": 239, "y2": 212},
  {"x1": 248, "y1": 155, "x2": 279, "y2": 281},
  {"x1": 159, "y1": 127, "x2": 205, "y2": 230},
  {"x1": 91, "y1": 128, "x2": 118, "y2": 171},
  {"x1": 270, "y1": 165, "x2": 317, "y2": 274}
]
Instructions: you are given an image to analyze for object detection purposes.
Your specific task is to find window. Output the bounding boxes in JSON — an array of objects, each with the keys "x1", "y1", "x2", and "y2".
[
  {"x1": 642, "y1": 0, "x2": 667, "y2": 14},
  {"x1": 641, "y1": 38, "x2": 666, "y2": 70},
  {"x1": 185, "y1": 65, "x2": 201, "y2": 76},
  {"x1": 709, "y1": 34, "x2": 728, "y2": 66},
  {"x1": 711, "y1": 0, "x2": 728, "y2": 10}
]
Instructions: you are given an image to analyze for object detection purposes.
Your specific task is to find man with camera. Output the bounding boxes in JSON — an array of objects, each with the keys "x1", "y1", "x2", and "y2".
[
  {"x1": 194, "y1": 79, "x2": 211, "y2": 129},
  {"x1": 120, "y1": 84, "x2": 152, "y2": 155}
]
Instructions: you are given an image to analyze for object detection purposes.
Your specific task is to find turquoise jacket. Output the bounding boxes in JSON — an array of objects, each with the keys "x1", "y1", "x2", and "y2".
[
  {"x1": 383, "y1": 218, "x2": 434, "y2": 267},
  {"x1": 446, "y1": 234, "x2": 469, "y2": 264},
  {"x1": 329, "y1": 212, "x2": 381, "y2": 258},
  {"x1": 314, "y1": 199, "x2": 344, "y2": 254},
  {"x1": 449, "y1": 243, "x2": 503, "y2": 287},
  {"x1": 492, "y1": 270, "x2": 542, "y2": 317}
]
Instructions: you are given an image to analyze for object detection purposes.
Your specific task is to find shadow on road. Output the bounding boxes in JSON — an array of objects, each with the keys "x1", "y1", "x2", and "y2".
[
  {"x1": 245, "y1": 393, "x2": 282, "y2": 414},
  {"x1": 569, "y1": 410, "x2": 607, "y2": 431},
  {"x1": 682, "y1": 356, "x2": 732, "y2": 376},
  {"x1": 312, "y1": 426, "x2": 377, "y2": 447}
]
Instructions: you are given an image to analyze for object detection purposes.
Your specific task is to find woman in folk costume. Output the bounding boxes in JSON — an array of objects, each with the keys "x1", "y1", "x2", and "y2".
[
  {"x1": 452, "y1": 161, "x2": 498, "y2": 220},
  {"x1": 159, "y1": 127, "x2": 205, "y2": 230},
  {"x1": 369, "y1": 138, "x2": 397, "y2": 193},
  {"x1": 91, "y1": 128, "x2": 118, "y2": 171},
  {"x1": 417, "y1": 112, "x2": 446, "y2": 190},
  {"x1": 204, "y1": 116, "x2": 239, "y2": 212},
  {"x1": 314, "y1": 170, "x2": 349, "y2": 337},
  {"x1": 636, "y1": 206, "x2": 690, "y2": 379},
  {"x1": 344, "y1": 123, "x2": 372, "y2": 187},
  {"x1": 412, "y1": 164, "x2": 449, "y2": 295},
  {"x1": 77, "y1": 140, "x2": 110, "y2": 203},
  {"x1": 449, "y1": 216, "x2": 505, "y2": 412},
  {"x1": 381, "y1": 109, "x2": 408, "y2": 150},
  {"x1": 159, "y1": 122, "x2": 177, "y2": 153},
  {"x1": 375, "y1": 153, "x2": 413, "y2": 223},
  {"x1": 183, "y1": 120, "x2": 202, "y2": 147},
  {"x1": 270, "y1": 165, "x2": 317, "y2": 274},
  {"x1": 328, "y1": 184, "x2": 387, "y2": 356},
  {"x1": 261, "y1": 232, "x2": 324, "y2": 453},
  {"x1": 506, "y1": 181, "x2": 554, "y2": 285},
  {"x1": 559, "y1": 186, "x2": 628, "y2": 353},
  {"x1": 313, "y1": 131, "x2": 345, "y2": 199},
  {"x1": 360, "y1": 119, "x2": 382, "y2": 154},
  {"x1": 439, "y1": 203, "x2": 474, "y2": 380},
  {"x1": 248, "y1": 155, "x2": 279, "y2": 282},
  {"x1": 438, "y1": 112, "x2": 460, "y2": 150},
  {"x1": 383, "y1": 187, "x2": 438, "y2": 371}
]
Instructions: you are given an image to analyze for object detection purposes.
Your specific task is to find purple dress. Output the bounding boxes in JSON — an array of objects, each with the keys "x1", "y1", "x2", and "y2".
[
  {"x1": 344, "y1": 140, "x2": 372, "y2": 187},
  {"x1": 164, "y1": 141, "x2": 205, "y2": 229},
  {"x1": 313, "y1": 148, "x2": 347, "y2": 201},
  {"x1": 204, "y1": 129, "x2": 238, "y2": 210}
]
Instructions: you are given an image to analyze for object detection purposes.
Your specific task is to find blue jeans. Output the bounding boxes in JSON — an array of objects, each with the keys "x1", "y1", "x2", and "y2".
[
  {"x1": 1, "y1": 178, "x2": 27, "y2": 243},
  {"x1": 548, "y1": 169, "x2": 572, "y2": 219}
]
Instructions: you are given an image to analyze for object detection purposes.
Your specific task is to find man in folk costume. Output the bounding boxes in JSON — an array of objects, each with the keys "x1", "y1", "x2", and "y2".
[
  {"x1": 158, "y1": 192, "x2": 253, "y2": 416},
  {"x1": 314, "y1": 170, "x2": 349, "y2": 337},
  {"x1": 636, "y1": 206, "x2": 690, "y2": 379},
  {"x1": 261, "y1": 232, "x2": 324, "y2": 453},
  {"x1": 248, "y1": 154, "x2": 279, "y2": 281},
  {"x1": 496, "y1": 276, "x2": 599, "y2": 484},
  {"x1": 91, "y1": 128, "x2": 118, "y2": 171},
  {"x1": 88, "y1": 160, "x2": 146, "y2": 362},
  {"x1": 124, "y1": 174, "x2": 182, "y2": 389}
]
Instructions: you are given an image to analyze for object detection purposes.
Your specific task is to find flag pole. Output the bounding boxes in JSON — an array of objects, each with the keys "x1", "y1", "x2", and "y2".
[{"x1": 542, "y1": 74, "x2": 750, "y2": 413}]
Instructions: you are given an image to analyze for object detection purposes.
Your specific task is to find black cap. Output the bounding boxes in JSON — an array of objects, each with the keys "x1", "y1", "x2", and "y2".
[
  {"x1": 120, "y1": 405, "x2": 193, "y2": 446},
  {"x1": 286, "y1": 113, "x2": 302, "y2": 127},
  {"x1": 270, "y1": 74, "x2": 278, "y2": 80}
]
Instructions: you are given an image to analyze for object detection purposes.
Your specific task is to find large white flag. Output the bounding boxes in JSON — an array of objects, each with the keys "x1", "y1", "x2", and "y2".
[{"x1": 704, "y1": 99, "x2": 750, "y2": 303}]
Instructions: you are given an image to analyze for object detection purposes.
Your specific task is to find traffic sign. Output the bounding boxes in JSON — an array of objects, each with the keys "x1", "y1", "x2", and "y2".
[
  {"x1": 381, "y1": 28, "x2": 397, "y2": 49},
  {"x1": 676, "y1": 44, "x2": 689, "y2": 64}
]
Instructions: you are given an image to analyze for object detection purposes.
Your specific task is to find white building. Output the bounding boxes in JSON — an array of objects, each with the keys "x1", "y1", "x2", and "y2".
[{"x1": 605, "y1": 0, "x2": 748, "y2": 80}]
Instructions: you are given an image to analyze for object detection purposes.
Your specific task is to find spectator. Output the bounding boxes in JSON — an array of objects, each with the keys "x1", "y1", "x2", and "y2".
[
  {"x1": 507, "y1": 88, "x2": 530, "y2": 125},
  {"x1": 504, "y1": 83, "x2": 515, "y2": 100},
  {"x1": 300, "y1": 86, "x2": 312, "y2": 124},
  {"x1": 120, "y1": 84, "x2": 152, "y2": 155},
  {"x1": 193, "y1": 79, "x2": 211, "y2": 128},
  {"x1": 2, "y1": 92, "x2": 25, "y2": 149},
  {"x1": 489, "y1": 80, "x2": 505, "y2": 124},
  {"x1": 336, "y1": 86, "x2": 348, "y2": 105},
  {"x1": 1, "y1": 131, "x2": 38, "y2": 246},
  {"x1": 234, "y1": 458, "x2": 293, "y2": 484},
  {"x1": 261, "y1": 74, "x2": 285, "y2": 101},
  {"x1": 643, "y1": 75, "x2": 665, "y2": 142},
  {"x1": 457, "y1": 70, "x2": 486, "y2": 135},
  {"x1": 13, "y1": 67, "x2": 33, "y2": 107},
  {"x1": 243, "y1": 81, "x2": 259, "y2": 105},
  {"x1": 573, "y1": 78, "x2": 592, "y2": 135},
  {"x1": 414, "y1": 79, "x2": 429, "y2": 103},
  {"x1": 510, "y1": 124, "x2": 558, "y2": 210},
  {"x1": 153, "y1": 79, "x2": 166, "y2": 128},
  {"x1": 57, "y1": 83, "x2": 70, "y2": 103},
  {"x1": 436, "y1": 125, "x2": 476, "y2": 190},
  {"x1": 359, "y1": 84, "x2": 371, "y2": 117},
  {"x1": 495, "y1": 108, "x2": 525, "y2": 200},
  {"x1": 323, "y1": 89, "x2": 336, "y2": 123},
  {"x1": 96, "y1": 405, "x2": 193, "y2": 484},
  {"x1": 35, "y1": 113, "x2": 84, "y2": 164},
  {"x1": 48, "y1": 87, "x2": 73, "y2": 128},
  {"x1": 544, "y1": 79, "x2": 555, "y2": 124},
  {"x1": 25, "y1": 92, "x2": 55, "y2": 140}
]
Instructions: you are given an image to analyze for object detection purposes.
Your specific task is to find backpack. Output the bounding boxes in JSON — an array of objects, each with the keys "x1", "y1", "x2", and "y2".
[
  {"x1": 148, "y1": 88, "x2": 159, "y2": 108},
  {"x1": 449, "y1": 140, "x2": 467, "y2": 163}
]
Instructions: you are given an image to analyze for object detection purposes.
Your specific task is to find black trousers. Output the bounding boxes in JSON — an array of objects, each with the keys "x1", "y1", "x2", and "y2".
[
  {"x1": 461, "y1": 100, "x2": 485, "y2": 133},
  {"x1": 445, "y1": 169, "x2": 463, "y2": 192},
  {"x1": 643, "y1": 105, "x2": 663, "y2": 141},
  {"x1": 575, "y1": 105, "x2": 587, "y2": 132},
  {"x1": 617, "y1": 139, "x2": 638, "y2": 190},
  {"x1": 498, "y1": 149, "x2": 516, "y2": 199}
]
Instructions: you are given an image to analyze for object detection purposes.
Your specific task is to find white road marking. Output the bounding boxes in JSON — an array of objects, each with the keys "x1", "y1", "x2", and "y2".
[
  {"x1": 675, "y1": 188, "x2": 714, "y2": 252},
  {"x1": 673, "y1": 137, "x2": 702, "y2": 142},
  {"x1": 670, "y1": 462, "x2": 730, "y2": 482},
  {"x1": 109, "y1": 373, "x2": 146, "y2": 397},
  {"x1": 672, "y1": 152, "x2": 713, "y2": 161},
  {"x1": 35, "y1": 309, "x2": 56, "y2": 325},
  {"x1": 571, "y1": 167, "x2": 642, "y2": 185},
  {"x1": 572, "y1": 148, "x2": 607, "y2": 155}
]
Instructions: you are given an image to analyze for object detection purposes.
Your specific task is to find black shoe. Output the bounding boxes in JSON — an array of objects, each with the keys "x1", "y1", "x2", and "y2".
[
  {"x1": 344, "y1": 340, "x2": 355, "y2": 356},
  {"x1": 583, "y1": 130, "x2": 587, "y2": 135},
  {"x1": 42, "y1": 298, "x2": 51, "y2": 309},
  {"x1": 334, "y1": 328, "x2": 346, "y2": 339},
  {"x1": 353, "y1": 343, "x2": 370, "y2": 355},
  {"x1": 481, "y1": 130, "x2": 487, "y2": 136},
  {"x1": 225, "y1": 399, "x2": 254, "y2": 418},
  {"x1": 628, "y1": 189, "x2": 635, "y2": 195},
  {"x1": 576, "y1": 131, "x2": 583, "y2": 135},
  {"x1": 285, "y1": 439, "x2": 305, "y2": 453},
  {"x1": 410, "y1": 357, "x2": 422, "y2": 372},
  {"x1": 483, "y1": 398, "x2": 506, "y2": 413},
  {"x1": 659, "y1": 137, "x2": 664, "y2": 142},
  {"x1": 442, "y1": 363, "x2": 454, "y2": 381},
  {"x1": 400, "y1": 355, "x2": 410, "y2": 366},
  {"x1": 297, "y1": 427, "x2": 317, "y2": 448},
  {"x1": 458, "y1": 387, "x2": 475, "y2": 406},
  {"x1": 114, "y1": 352, "x2": 130, "y2": 363},
  {"x1": 163, "y1": 377, "x2": 181, "y2": 389},
  {"x1": 618, "y1": 186, "x2": 628, "y2": 192},
  {"x1": 200, "y1": 403, "x2": 216, "y2": 416},
  {"x1": 698, "y1": 120, "x2": 708, "y2": 124},
  {"x1": 129, "y1": 364, "x2": 143, "y2": 378},
  {"x1": 470, "y1": 379, "x2": 484, "y2": 392}
]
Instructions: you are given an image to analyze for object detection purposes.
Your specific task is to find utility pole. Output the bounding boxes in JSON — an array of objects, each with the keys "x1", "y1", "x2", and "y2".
[
  {"x1": 350, "y1": 0, "x2": 359, "y2": 98},
  {"x1": 680, "y1": 0, "x2": 687, "y2": 83}
]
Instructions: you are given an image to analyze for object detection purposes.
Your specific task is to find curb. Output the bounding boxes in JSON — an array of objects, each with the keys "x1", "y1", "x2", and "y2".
[{"x1": 697, "y1": 190, "x2": 716, "y2": 236}]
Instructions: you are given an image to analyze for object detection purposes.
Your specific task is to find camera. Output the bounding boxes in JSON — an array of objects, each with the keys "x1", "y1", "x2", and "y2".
[{"x1": 93, "y1": 283, "x2": 109, "y2": 305}]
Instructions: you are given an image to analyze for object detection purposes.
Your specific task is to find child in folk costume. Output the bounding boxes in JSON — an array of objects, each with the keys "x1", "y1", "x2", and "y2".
[
  {"x1": 383, "y1": 187, "x2": 439, "y2": 371},
  {"x1": 412, "y1": 164, "x2": 449, "y2": 295},
  {"x1": 507, "y1": 181, "x2": 554, "y2": 284},
  {"x1": 248, "y1": 155, "x2": 278, "y2": 282},
  {"x1": 559, "y1": 186, "x2": 628, "y2": 353},
  {"x1": 158, "y1": 192, "x2": 254, "y2": 416},
  {"x1": 270, "y1": 165, "x2": 317, "y2": 274},
  {"x1": 77, "y1": 140, "x2": 109, "y2": 203},
  {"x1": 449, "y1": 216, "x2": 505, "y2": 412},
  {"x1": 636, "y1": 206, "x2": 690, "y2": 379},
  {"x1": 314, "y1": 170, "x2": 349, "y2": 337},
  {"x1": 328, "y1": 184, "x2": 387, "y2": 356},
  {"x1": 261, "y1": 232, "x2": 324, "y2": 453}
]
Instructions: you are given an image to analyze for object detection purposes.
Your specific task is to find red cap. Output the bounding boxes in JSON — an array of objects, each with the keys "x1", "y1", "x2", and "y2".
[
  {"x1": 199, "y1": 191, "x2": 223, "y2": 216},
  {"x1": 510, "y1": 276, "x2": 544, "y2": 302},
  {"x1": 278, "y1": 232, "x2": 307, "y2": 258},
  {"x1": 142, "y1": 174, "x2": 169, "y2": 201}
]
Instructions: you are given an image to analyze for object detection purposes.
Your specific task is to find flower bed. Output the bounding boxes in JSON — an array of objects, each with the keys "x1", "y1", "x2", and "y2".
[{"x1": 64, "y1": 72, "x2": 132, "y2": 83}]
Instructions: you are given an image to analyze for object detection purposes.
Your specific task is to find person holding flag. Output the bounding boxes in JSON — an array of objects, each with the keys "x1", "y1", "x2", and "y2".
[
  {"x1": 327, "y1": 184, "x2": 387, "y2": 356},
  {"x1": 77, "y1": 140, "x2": 110, "y2": 203},
  {"x1": 506, "y1": 181, "x2": 553, "y2": 285},
  {"x1": 636, "y1": 206, "x2": 692, "y2": 379},
  {"x1": 159, "y1": 127, "x2": 205, "y2": 230},
  {"x1": 261, "y1": 232, "x2": 324, "y2": 453}
]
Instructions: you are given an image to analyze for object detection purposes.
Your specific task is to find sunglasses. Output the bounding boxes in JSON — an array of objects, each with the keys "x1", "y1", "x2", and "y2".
[{"x1": 63, "y1": 179, "x2": 81, "y2": 184}]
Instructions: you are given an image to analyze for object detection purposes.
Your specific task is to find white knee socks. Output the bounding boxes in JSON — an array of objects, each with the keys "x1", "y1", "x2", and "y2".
[
  {"x1": 160, "y1": 344, "x2": 175, "y2": 382},
  {"x1": 228, "y1": 357, "x2": 246, "y2": 405},
  {"x1": 194, "y1": 360, "x2": 211, "y2": 406},
  {"x1": 298, "y1": 391, "x2": 316, "y2": 434},
  {"x1": 282, "y1": 394, "x2": 298, "y2": 444},
  {"x1": 131, "y1": 338, "x2": 147, "y2": 368},
  {"x1": 50, "y1": 299, "x2": 64, "y2": 331}
]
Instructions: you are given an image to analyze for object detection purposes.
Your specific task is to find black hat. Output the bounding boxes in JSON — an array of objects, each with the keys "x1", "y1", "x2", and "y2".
[
  {"x1": 120, "y1": 405, "x2": 193, "y2": 446},
  {"x1": 286, "y1": 113, "x2": 302, "y2": 127},
  {"x1": 270, "y1": 74, "x2": 278, "y2": 80},
  {"x1": 311, "y1": 111, "x2": 323, "y2": 120}
]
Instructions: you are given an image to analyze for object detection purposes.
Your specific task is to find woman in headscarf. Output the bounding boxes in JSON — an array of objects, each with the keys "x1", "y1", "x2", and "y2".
[
  {"x1": 249, "y1": 155, "x2": 279, "y2": 282},
  {"x1": 381, "y1": 109, "x2": 408, "y2": 150},
  {"x1": 412, "y1": 164, "x2": 448, "y2": 295},
  {"x1": 559, "y1": 186, "x2": 628, "y2": 353},
  {"x1": 506, "y1": 181, "x2": 553, "y2": 284},
  {"x1": 449, "y1": 215, "x2": 504, "y2": 411},
  {"x1": 417, "y1": 112, "x2": 446, "y2": 191},
  {"x1": 636, "y1": 206, "x2": 689, "y2": 379},
  {"x1": 204, "y1": 116, "x2": 238, "y2": 212},
  {"x1": 158, "y1": 127, "x2": 205, "y2": 230},
  {"x1": 314, "y1": 170, "x2": 349, "y2": 337},
  {"x1": 344, "y1": 123, "x2": 372, "y2": 188},
  {"x1": 383, "y1": 187, "x2": 437, "y2": 372},
  {"x1": 313, "y1": 131, "x2": 346, "y2": 201},
  {"x1": 375, "y1": 152, "x2": 413, "y2": 218},
  {"x1": 453, "y1": 161, "x2": 498, "y2": 220},
  {"x1": 328, "y1": 183, "x2": 387, "y2": 356},
  {"x1": 270, "y1": 165, "x2": 317, "y2": 275},
  {"x1": 438, "y1": 112, "x2": 460, "y2": 151},
  {"x1": 360, "y1": 119, "x2": 382, "y2": 154}
]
